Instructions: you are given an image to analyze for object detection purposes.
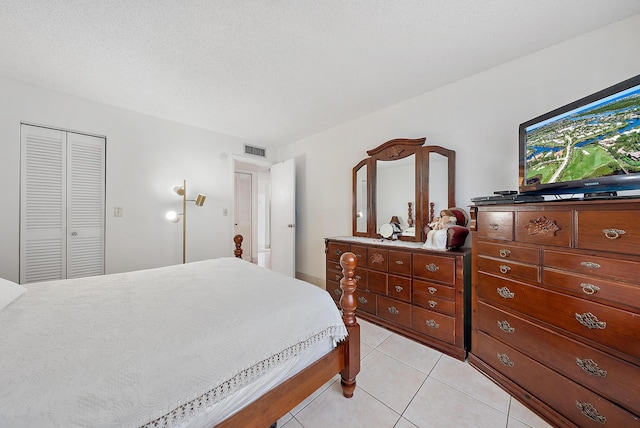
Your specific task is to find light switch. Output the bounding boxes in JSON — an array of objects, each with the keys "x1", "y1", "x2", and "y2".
[{"x1": 114, "y1": 207, "x2": 123, "y2": 217}]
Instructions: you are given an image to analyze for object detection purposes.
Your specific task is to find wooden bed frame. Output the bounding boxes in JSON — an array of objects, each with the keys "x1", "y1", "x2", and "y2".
[{"x1": 218, "y1": 235, "x2": 360, "y2": 427}]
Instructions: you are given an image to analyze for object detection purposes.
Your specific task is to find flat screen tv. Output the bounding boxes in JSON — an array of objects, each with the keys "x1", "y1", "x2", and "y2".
[{"x1": 519, "y1": 73, "x2": 640, "y2": 198}]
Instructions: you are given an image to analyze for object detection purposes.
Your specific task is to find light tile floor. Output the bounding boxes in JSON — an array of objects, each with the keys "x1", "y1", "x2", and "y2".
[{"x1": 277, "y1": 319, "x2": 554, "y2": 428}]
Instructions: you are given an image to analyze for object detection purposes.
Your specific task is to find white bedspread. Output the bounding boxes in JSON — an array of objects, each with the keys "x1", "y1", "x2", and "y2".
[{"x1": 0, "y1": 258, "x2": 348, "y2": 427}]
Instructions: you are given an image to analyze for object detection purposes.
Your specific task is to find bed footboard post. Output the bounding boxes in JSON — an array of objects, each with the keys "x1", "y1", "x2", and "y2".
[
  {"x1": 339, "y1": 251, "x2": 360, "y2": 398},
  {"x1": 233, "y1": 234, "x2": 243, "y2": 258}
]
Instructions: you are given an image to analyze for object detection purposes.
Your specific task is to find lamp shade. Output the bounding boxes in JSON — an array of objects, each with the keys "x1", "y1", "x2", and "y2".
[
  {"x1": 166, "y1": 211, "x2": 180, "y2": 223},
  {"x1": 172, "y1": 185, "x2": 185, "y2": 196},
  {"x1": 195, "y1": 193, "x2": 206, "y2": 207}
]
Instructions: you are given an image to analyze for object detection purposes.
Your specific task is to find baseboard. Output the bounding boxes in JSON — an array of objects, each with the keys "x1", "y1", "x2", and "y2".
[{"x1": 295, "y1": 272, "x2": 325, "y2": 289}]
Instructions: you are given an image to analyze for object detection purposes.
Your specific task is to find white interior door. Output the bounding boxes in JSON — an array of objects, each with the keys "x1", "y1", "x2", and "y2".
[
  {"x1": 20, "y1": 126, "x2": 67, "y2": 283},
  {"x1": 234, "y1": 172, "x2": 252, "y2": 261},
  {"x1": 20, "y1": 124, "x2": 105, "y2": 283},
  {"x1": 67, "y1": 133, "x2": 105, "y2": 278},
  {"x1": 270, "y1": 158, "x2": 295, "y2": 276}
]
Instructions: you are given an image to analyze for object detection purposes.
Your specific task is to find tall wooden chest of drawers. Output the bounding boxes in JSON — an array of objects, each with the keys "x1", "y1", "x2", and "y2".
[
  {"x1": 325, "y1": 237, "x2": 470, "y2": 360},
  {"x1": 469, "y1": 200, "x2": 640, "y2": 427}
]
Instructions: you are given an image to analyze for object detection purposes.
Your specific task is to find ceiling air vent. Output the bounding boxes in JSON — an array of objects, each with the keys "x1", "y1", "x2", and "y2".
[{"x1": 244, "y1": 144, "x2": 267, "y2": 158}]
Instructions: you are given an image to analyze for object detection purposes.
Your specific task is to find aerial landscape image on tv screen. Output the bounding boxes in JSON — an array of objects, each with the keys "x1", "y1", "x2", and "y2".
[{"x1": 525, "y1": 85, "x2": 640, "y2": 186}]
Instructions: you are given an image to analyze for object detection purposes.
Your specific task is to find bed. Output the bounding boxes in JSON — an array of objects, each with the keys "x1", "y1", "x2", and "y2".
[{"x1": 0, "y1": 235, "x2": 360, "y2": 427}]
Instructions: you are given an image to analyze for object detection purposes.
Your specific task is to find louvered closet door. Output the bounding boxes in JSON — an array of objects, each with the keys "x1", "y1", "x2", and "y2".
[
  {"x1": 67, "y1": 132, "x2": 105, "y2": 278},
  {"x1": 20, "y1": 125, "x2": 105, "y2": 283}
]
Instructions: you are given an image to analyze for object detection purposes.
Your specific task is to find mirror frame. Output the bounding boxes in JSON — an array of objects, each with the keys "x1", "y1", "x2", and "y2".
[
  {"x1": 352, "y1": 138, "x2": 456, "y2": 242},
  {"x1": 352, "y1": 158, "x2": 372, "y2": 237}
]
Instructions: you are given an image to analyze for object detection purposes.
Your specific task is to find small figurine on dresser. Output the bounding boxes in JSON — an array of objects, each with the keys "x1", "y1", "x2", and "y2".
[{"x1": 424, "y1": 209, "x2": 457, "y2": 250}]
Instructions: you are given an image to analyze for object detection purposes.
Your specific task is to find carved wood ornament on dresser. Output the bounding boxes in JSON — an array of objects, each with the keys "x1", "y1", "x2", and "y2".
[
  {"x1": 469, "y1": 199, "x2": 640, "y2": 427},
  {"x1": 327, "y1": 138, "x2": 471, "y2": 360}
]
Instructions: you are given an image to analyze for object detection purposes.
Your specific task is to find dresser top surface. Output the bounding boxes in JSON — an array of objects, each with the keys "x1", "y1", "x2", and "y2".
[
  {"x1": 472, "y1": 197, "x2": 640, "y2": 211},
  {"x1": 326, "y1": 236, "x2": 470, "y2": 254}
]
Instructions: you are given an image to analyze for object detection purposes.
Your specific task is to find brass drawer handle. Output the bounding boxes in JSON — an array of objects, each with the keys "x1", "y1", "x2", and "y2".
[
  {"x1": 499, "y1": 249, "x2": 511, "y2": 258},
  {"x1": 497, "y1": 320, "x2": 515, "y2": 333},
  {"x1": 395, "y1": 260, "x2": 404, "y2": 265},
  {"x1": 426, "y1": 263, "x2": 439, "y2": 272},
  {"x1": 334, "y1": 264, "x2": 341, "y2": 270},
  {"x1": 394, "y1": 285, "x2": 403, "y2": 293},
  {"x1": 576, "y1": 357, "x2": 607, "y2": 378},
  {"x1": 489, "y1": 223, "x2": 499, "y2": 230},
  {"x1": 355, "y1": 275, "x2": 362, "y2": 282},
  {"x1": 580, "y1": 261, "x2": 601, "y2": 269},
  {"x1": 334, "y1": 249, "x2": 343, "y2": 256},
  {"x1": 580, "y1": 283, "x2": 600, "y2": 295},
  {"x1": 497, "y1": 286, "x2": 515, "y2": 299},
  {"x1": 428, "y1": 300, "x2": 437, "y2": 308},
  {"x1": 335, "y1": 274, "x2": 342, "y2": 281},
  {"x1": 576, "y1": 401, "x2": 607, "y2": 424},
  {"x1": 497, "y1": 353, "x2": 514, "y2": 367},
  {"x1": 499, "y1": 265, "x2": 511, "y2": 274},
  {"x1": 355, "y1": 253, "x2": 363, "y2": 259},
  {"x1": 425, "y1": 319, "x2": 439, "y2": 329},
  {"x1": 388, "y1": 306, "x2": 399, "y2": 315},
  {"x1": 358, "y1": 296, "x2": 368, "y2": 304},
  {"x1": 333, "y1": 288, "x2": 341, "y2": 296},
  {"x1": 575, "y1": 312, "x2": 606, "y2": 330},
  {"x1": 602, "y1": 228, "x2": 625, "y2": 240},
  {"x1": 428, "y1": 286, "x2": 437, "y2": 294}
]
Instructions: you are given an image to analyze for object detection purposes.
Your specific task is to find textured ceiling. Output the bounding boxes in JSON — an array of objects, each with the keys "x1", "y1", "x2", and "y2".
[{"x1": 1, "y1": 1, "x2": 639, "y2": 146}]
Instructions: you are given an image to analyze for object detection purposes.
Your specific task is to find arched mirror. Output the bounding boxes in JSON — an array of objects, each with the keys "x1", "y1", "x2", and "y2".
[
  {"x1": 422, "y1": 146, "x2": 456, "y2": 226},
  {"x1": 352, "y1": 138, "x2": 455, "y2": 242},
  {"x1": 375, "y1": 153, "x2": 417, "y2": 237}
]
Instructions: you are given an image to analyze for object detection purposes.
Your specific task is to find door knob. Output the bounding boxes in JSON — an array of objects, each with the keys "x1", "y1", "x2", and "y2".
[{"x1": 287, "y1": 224, "x2": 297, "y2": 228}]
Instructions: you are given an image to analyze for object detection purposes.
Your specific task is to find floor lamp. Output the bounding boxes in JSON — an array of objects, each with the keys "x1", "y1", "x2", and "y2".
[{"x1": 166, "y1": 179, "x2": 206, "y2": 263}]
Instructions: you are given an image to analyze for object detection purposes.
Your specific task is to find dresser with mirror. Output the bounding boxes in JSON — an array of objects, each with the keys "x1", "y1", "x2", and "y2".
[{"x1": 326, "y1": 138, "x2": 471, "y2": 359}]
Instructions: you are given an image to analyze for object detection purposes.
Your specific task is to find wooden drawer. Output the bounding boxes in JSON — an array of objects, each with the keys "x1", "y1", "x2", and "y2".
[
  {"x1": 577, "y1": 210, "x2": 640, "y2": 256},
  {"x1": 355, "y1": 289, "x2": 376, "y2": 315},
  {"x1": 327, "y1": 242, "x2": 350, "y2": 262},
  {"x1": 387, "y1": 274, "x2": 411, "y2": 302},
  {"x1": 388, "y1": 250, "x2": 412, "y2": 275},
  {"x1": 367, "y1": 270, "x2": 387, "y2": 294},
  {"x1": 544, "y1": 268, "x2": 640, "y2": 312},
  {"x1": 412, "y1": 306, "x2": 456, "y2": 345},
  {"x1": 477, "y1": 302, "x2": 640, "y2": 415},
  {"x1": 367, "y1": 247, "x2": 388, "y2": 271},
  {"x1": 326, "y1": 268, "x2": 343, "y2": 285},
  {"x1": 326, "y1": 259, "x2": 343, "y2": 273},
  {"x1": 475, "y1": 332, "x2": 639, "y2": 427},
  {"x1": 326, "y1": 279, "x2": 342, "y2": 302},
  {"x1": 477, "y1": 256, "x2": 540, "y2": 283},
  {"x1": 413, "y1": 292, "x2": 455, "y2": 315},
  {"x1": 377, "y1": 296, "x2": 411, "y2": 327},
  {"x1": 478, "y1": 273, "x2": 640, "y2": 360},
  {"x1": 413, "y1": 279, "x2": 456, "y2": 301},
  {"x1": 476, "y1": 240, "x2": 540, "y2": 264},
  {"x1": 412, "y1": 254, "x2": 455, "y2": 284},
  {"x1": 326, "y1": 266, "x2": 366, "y2": 286},
  {"x1": 477, "y1": 211, "x2": 514, "y2": 241},
  {"x1": 544, "y1": 249, "x2": 640, "y2": 285},
  {"x1": 515, "y1": 210, "x2": 572, "y2": 247},
  {"x1": 350, "y1": 245, "x2": 368, "y2": 266}
]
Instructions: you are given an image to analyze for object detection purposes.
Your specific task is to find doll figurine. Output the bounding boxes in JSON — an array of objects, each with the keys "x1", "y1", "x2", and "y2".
[{"x1": 424, "y1": 209, "x2": 457, "y2": 250}]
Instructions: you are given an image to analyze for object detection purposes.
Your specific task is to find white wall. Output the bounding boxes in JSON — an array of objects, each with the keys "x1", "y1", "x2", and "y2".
[
  {"x1": 280, "y1": 14, "x2": 640, "y2": 283},
  {"x1": 0, "y1": 77, "x2": 268, "y2": 282}
]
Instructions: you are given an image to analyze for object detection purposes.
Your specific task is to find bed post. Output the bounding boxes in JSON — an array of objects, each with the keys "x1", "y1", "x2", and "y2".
[
  {"x1": 339, "y1": 251, "x2": 360, "y2": 398},
  {"x1": 233, "y1": 234, "x2": 243, "y2": 258}
]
